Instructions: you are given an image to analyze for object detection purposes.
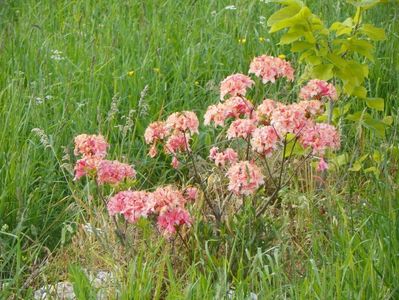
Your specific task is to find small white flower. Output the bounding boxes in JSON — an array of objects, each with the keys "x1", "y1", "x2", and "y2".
[
  {"x1": 50, "y1": 49, "x2": 65, "y2": 61},
  {"x1": 224, "y1": 5, "x2": 237, "y2": 10}
]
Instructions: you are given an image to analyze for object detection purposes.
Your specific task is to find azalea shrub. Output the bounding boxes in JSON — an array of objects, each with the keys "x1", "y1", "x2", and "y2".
[{"x1": 71, "y1": 54, "x2": 341, "y2": 245}]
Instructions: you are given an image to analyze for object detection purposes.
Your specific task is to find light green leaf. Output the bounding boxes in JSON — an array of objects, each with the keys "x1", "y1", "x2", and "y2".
[
  {"x1": 312, "y1": 64, "x2": 334, "y2": 80},
  {"x1": 366, "y1": 97, "x2": 384, "y2": 111},
  {"x1": 280, "y1": 31, "x2": 302, "y2": 44},
  {"x1": 382, "y1": 116, "x2": 393, "y2": 126},
  {"x1": 360, "y1": 24, "x2": 386, "y2": 40}
]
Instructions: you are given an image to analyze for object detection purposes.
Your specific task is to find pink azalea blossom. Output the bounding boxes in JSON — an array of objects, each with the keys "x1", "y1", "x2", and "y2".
[
  {"x1": 249, "y1": 55, "x2": 294, "y2": 83},
  {"x1": 164, "y1": 132, "x2": 191, "y2": 155},
  {"x1": 300, "y1": 123, "x2": 341, "y2": 155},
  {"x1": 184, "y1": 187, "x2": 198, "y2": 201},
  {"x1": 121, "y1": 191, "x2": 155, "y2": 223},
  {"x1": 224, "y1": 96, "x2": 254, "y2": 118},
  {"x1": 270, "y1": 104, "x2": 310, "y2": 136},
  {"x1": 317, "y1": 158, "x2": 329, "y2": 172},
  {"x1": 144, "y1": 121, "x2": 168, "y2": 144},
  {"x1": 298, "y1": 100, "x2": 325, "y2": 117},
  {"x1": 226, "y1": 161, "x2": 265, "y2": 195},
  {"x1": 97, "y1": 160, "x2": 136, "y2": 185},
  {"x1": 255, "y1": 99, "x2": 284, "y2": 125},
  {"x1": 209, "y1": 147, "x2": 238, "y2": 167},
  {"x1": 227, "y1": 119, "x2": 257, "y2": 140},
  {"x1": 220, "y1": 73, "x2": 254, "y2": 100},
  {"x1": 157, "y1": 208, "x2": 192, "y2": 235},
  {"x1": 299, "y1": 79, "x2": 337, "y2": 101},
  {"x1": 74, "y1": 157, "x2": 100, "y2": 180},
  {"x1": 251, "y1": 126, "x2": 280, "y2": 156},
  {"x1": 166, "y1": 111, "x2": 199, "y2": 135},
  {"x1": 74, "y1": 134, "x2": 108, "y2": 158},
  {"x1": 171, "y1": 156, "x2": 180, "y2": 169},
  {"x1": 204, "y1": 103, "x2": 229, "y2": 127},
  {"x1": 150, "y1": 185, "x2": 187, "y2": 214}
]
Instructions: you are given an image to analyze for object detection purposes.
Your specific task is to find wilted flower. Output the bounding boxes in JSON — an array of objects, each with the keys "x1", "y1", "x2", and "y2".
[{"x1": 226, "y1": 161, "x2": 265, "y2": 195}]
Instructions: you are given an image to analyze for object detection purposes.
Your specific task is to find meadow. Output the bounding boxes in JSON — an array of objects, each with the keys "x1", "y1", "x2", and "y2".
[{"x1": 0, "y1": 0, "x2": 399, "y2": 299}]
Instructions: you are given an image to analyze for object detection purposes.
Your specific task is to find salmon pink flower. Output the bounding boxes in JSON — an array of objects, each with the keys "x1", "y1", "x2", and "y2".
[
  {"x1": 220, "y1": 73, "x2": 254, "y2": 100},
  {"x1": 298, "y1": 100, "x2": 325, "y2": 117},
  {"x1": 157, "y1": 208, "x2": 192, "y2": 235},
  {"x1": 226, "y1": 161, "x2": 265, "y2": 195},
  {"x1": 184, "y1": 187, "x2": 198, "y2": 201},
  {"x1": 164, "y1": 132, "x2": 191, "y2": 155},
  {"x1": 171, "y1": 156, "x2": 180, "y2": 169},
  {"x1": 166, "y1": 111, "x2": 199, "y2": 135},
  {"x1": 224, "y1": 96, "x2": 254, "y2": 118},
  {"x1": 317, "y1": 158, "x2": 329, "y2": 172},
  {"x1": 97, "y1": 160, "x2": 136, "y2": 185},
  {"x1": 74, "y1": 157, "x2": 100, "y2": 180},
  {"x1": 121, "y1": 191, "x2": 155, "y2": 223},
  {"x1": 150, "y1": 185, "x2": 187, "y2": 214},
  {"x1": 300, "y1": 123, "x2": 340, "y2": 155},
  {"x1": 144, "y1": 121, "x2": 168, "y2": 144},
  {"x1": 209, "y1": 147, "x2": 238, "y2": 167},
  {"x1": 204, "y1": 103, "x2": 229, "y2": 127},
  {"x1": 227, "y1": 119, "x2": 257, "y2": 140},
  {"x1": 249, "y1": 55, "x2": 294, "y2": 83},
  {"x1": 251, "y1": 126, "x2": 280, "y2": 156},
  {"x1": 74, "y1": 134, "x2": 108, "y2": 158},
  {"x1": 270, "y1": 104, "x2": 309, "y2": 136},
  {"x1": 299, "y1": 79, "x2": 337, "y2": 101}
]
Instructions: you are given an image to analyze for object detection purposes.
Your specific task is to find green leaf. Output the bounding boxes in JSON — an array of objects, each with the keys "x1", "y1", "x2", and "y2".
[
  {"x1": 312, "y1": 64, "x2": 334, "y2": 80},
  {"x1": 360, "y1": 24, "x2": 386, "y2": 40},
  {"x1": 267, "y1": 4, "x2": 302, "y2": 26},
  {"x1": 364, "y1": 166, "x2": 380, "y2": 176},
  {"x1": 363, "y1": 115, "x2": 387, "y2": 137},
  {"x1": 352, "y1": 86, "x2": 367, "y2": 98},
  {"x1": 291, "y1": 41, "x2": 315, "y2": 52},
  {"x1": 366, "y1": 97, "x2": 384, "y2": 111},
  {"x1": 280, "y1": 31, "x2": 302, "y2": 44},
  {"x1": 269, "y1": 7, "x2": 312, "y2": 33},
  {"x1": 382, "y1": 116, "x2": 393, "y2": 126},
  {"x1": 348, "y1": 161, "x2": 362, "y2": 172}
]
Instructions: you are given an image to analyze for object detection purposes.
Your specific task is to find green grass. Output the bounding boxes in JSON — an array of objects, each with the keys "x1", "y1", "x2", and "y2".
[{"x1": 0, "y1": 0, "x2": 398, "y2": 298}]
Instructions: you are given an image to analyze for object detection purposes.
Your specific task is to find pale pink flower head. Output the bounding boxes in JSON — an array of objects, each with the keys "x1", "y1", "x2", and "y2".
[
  {"x1": 144, "y1": 121, "x2": 168, "y2": 144},
  {"x1": 74, "y1": 134, "x2": 108, "y2": 158},
  {"x1": 74, "y1": 157, "x2": 100, "y2": 180},
  {"x1": 148, "y1": 144, "x2": 158, "y2": 158},
  {"x1": 256, "y1": 99, "x2": 283, "y2": 125},
  {"x1": 97, "y1": 160, "x2": 136, "y2": 185},
  {"x1": 107, "y1": 191, "x2": 128, "y2": 216},
  {"x1": 317, "y1": 158, "x2": 329, "y2": 172},
  {"x1": 220, "y1": 73, "x2": 254, "y2": 100},
  {"x1": 250, "y1": 126, "x2": 280, "y2": 157},
  {"x1": 164, "y1": 132, "x2": 190, "y2": 155},
  {"x1": 204, "y1": 103, "x2": 229, "y2": 127},
  {"x1": 150, "y1": 185, "x2": 187, "y2": 214},
  {"x1": 166, "y1": 111, "x2": 199, "y2": 135},
  {"x1": 184, "y1": 187, "x2": 198, "y2": 201},
  {"x1": 270, "y1": 104, "x2": 310, "y2": 136},
  {"x1": 209, "y1": 147, "x2": 238, "y2": 167},
  {"x1": 226, "y1": 161, "x2": 265, "y2": 195},
  {"x1": 299, "y1": 123, "x2": 341, "y2": 155},
  {"x1": 224, "y1": 96, "x2": 254, "y2": 118},
  {"x1": 299, "y1": 79, "x2": 338, "y2": 101},
  {"x1": 249, "y1": 55, "x2": 294, "y2": 83},
  {"x1": 171, "y1": 156, "x2": 180, "y2": 169},
  {"x1": 157, "y1": 208, "x2": 192, "y2": 235},
  {"x1": 227, "y1": 119, "x2": 257, "y2": 140},
  {"x1": 298, "y1": 100, "x2": 325, "y2": 118},
  {"x1": 121, "y1": 191, "x2": 155, "y2": 223}
]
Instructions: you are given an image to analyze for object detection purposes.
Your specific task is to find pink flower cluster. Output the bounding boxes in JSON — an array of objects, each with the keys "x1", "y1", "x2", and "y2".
[
  {"x1": 299, "y1": 79, "x2": 338, "y2": 101},
  {"x1": 249, "y1": 55, "x2": 294, "y2": 83},
  {"x1": 226, "y1": 161, "x2": 265, "y2": 195},
  {"x1": 73, "y1": 134, "x2": 135, "y2": 185},
  {"x1": 251, "y1": 126, "x2": 280, "y2": 156},
  {"x1": 107, "y1": 185, "x2": 196, "y2": 235},
  {"x1": 220, "y1": 73, "x2": 254, "y2": 100},
  {"x1": 144, "y1": 111, "x2": 199, "y2": 168},
  {"x1": 209, "y1": 147, "x2": 238, "y2": 167}
]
